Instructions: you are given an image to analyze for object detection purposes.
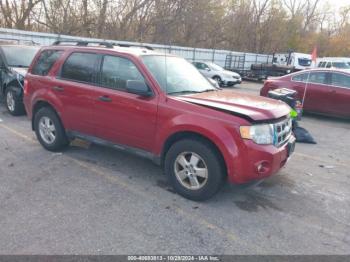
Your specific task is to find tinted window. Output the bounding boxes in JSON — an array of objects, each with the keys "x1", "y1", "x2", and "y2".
[
  {"x1": 331, "y1": 73, "x2": 350, "y2": 88},
  {"x1": 194, "y1": 62, "x2": 208, "y2": 70},
  {"x1": 61, "y1": 52, "x2": 99, "y2": 83},
  {"x1": 309, "y1": 72, "x2": 328, "y2": 84},
  {"x1": 326, "y1": 62, "x2": 332, "y2": 68},
  {"x1": 1, "y1": 46, "x2": 39, "y2": 67},
  {"x1": 100, "y1": 55, "x2": 144, "y2": 91},
  {"x1": 292, "y1": 73, "x2": 308, "y2": 82},
  {"x1": 318, "y1": 62, "x2": 326, "y2": 68},
  {"x1": 32, "y1": 50, "x2": 63, "y2": 76},
  {"x1": 332, "y1": 62, "x2": 350, "y2": 69},
  {"x1": 298, "y1": 58, "x2": 311, "y2": 67}
]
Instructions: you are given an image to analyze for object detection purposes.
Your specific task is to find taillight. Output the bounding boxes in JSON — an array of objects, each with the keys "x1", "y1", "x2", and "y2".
[{"x1": 23, "y1": 79, "x2": 29, "y2": 96}]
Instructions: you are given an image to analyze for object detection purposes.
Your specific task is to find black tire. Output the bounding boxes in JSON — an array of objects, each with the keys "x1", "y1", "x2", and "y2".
[
  {"x1": 34, "y1": 107, "x2": 69, "y2": 152},
  {"x1": 5, "y1": 86, "x2": 25, "y2": 116},
  {"x1": 212, "y1": 76, "x2": 222, "y2": 87},
  {"x1": 164, "y1": 138, "x2": 226, "y2": 201}
]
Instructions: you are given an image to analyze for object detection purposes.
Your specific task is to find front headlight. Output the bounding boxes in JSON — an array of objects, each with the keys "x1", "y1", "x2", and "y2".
[{"x1": 240, "y1": 124, "x2": 274, "y2": 145}]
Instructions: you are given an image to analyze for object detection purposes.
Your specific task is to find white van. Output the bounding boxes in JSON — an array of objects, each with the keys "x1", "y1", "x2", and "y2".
[
  {"x1": 317, "y1": 57, "x2": 350, "y2": 70},
  {"x1": 273, "y1": 52, "x2": 312, "y2": 71}
]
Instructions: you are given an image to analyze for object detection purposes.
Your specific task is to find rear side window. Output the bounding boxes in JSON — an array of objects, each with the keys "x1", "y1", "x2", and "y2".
[
  {"x1": 100, "y1": 55, "x2": 144, "y2": 91},
  {"x1": 309, "y1": 72, "x2": 328, "y2": 84},
  {"x1": 32, "y1": 50, "x2": 63, "y2": 76},
  {"x1": 292, "y1": 73, "x2": 308, "y2": 82},
  {"x1": 331, "y1": 73, "x2": 350, "y2": 88},
  {"x1": 61, "y1": 52, "x2": 99, "y2": 83}
]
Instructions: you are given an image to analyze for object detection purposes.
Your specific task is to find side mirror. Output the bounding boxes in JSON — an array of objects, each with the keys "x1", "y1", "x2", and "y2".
[
  {"x1": 126, "y1": 80, "x2": 152, "y2": 97},
  {"x1": 205, "y1": 67, "x2": 211, "y2": 71}
]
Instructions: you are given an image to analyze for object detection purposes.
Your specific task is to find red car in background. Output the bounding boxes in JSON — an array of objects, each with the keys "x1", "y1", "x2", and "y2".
[{"x1": 261, "y1": 69, "x2": 350, "y2": 118}]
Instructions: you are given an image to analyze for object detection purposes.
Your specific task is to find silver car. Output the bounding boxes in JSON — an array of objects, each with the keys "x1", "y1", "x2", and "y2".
[{"x1": 192, "y1": 61, "x2": 242, "y2": 86}]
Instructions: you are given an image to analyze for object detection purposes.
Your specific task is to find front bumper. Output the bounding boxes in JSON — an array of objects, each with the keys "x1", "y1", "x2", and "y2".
[
  {"x1": 221, "y1": 78, "x2": 242, "y2": 86},
  {"x1": 227, "y1": 135, "x2": 296, "y2": 184}
]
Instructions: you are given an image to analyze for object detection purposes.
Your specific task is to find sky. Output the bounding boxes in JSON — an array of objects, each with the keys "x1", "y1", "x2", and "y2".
[{"x1": 323, "y1": 0, "x2": 350, "y2": 11}]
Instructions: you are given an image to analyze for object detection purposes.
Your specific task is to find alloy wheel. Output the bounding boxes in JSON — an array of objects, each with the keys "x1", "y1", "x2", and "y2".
[
  {"x1": 39, "y1": 116, "x2": 57, "y2": 145},
  {"x1": 174, "y1": 152, "x2": 208, "y2": 190},
  {"x1": 6, "y1": 91, "x2": 15, "y2": 112}
]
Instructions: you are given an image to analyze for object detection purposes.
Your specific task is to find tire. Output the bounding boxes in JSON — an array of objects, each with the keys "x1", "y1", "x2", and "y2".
[
  {"x1": 5, "y1": 86, "x2": 25, "y2": 116},
  {"x1": 212, "y1": 76, "x2": 222, "y2": 87},
  {"x1": 34, "y1": 107, "x2": 69, "y2": 152},
  {"x1": 164, "y1": 138, "x2": 225, "y2": 201}
]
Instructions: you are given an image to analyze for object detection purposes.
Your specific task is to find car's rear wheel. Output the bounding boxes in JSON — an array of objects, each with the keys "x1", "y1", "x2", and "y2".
[
  {"x1": 34, "y1": 107, "x2": 69, "y2": 151},
  {"x1": 164, "y1": 138, "x2": 225, "y2": 201},
  {"x1": 5, "y1": 86, "x2": 25, "y2": 116}
]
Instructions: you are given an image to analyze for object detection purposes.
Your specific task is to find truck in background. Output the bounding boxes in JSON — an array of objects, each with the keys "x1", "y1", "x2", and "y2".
[
  {"x1": 316, "y1": 57, "x2": 350, "y2": 70},
  {"x1": 224, "y1": 51, "x2": 311, "y2": 81}
]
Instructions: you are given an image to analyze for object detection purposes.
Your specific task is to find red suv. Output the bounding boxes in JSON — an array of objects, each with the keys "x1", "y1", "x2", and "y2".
[{"x1": 24, "y1": 41, "x2": 295, "y2": 201}]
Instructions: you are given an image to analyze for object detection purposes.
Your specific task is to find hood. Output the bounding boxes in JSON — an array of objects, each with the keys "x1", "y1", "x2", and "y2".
[
  {"x1": 175, "y1": 90, "x2": 291, "y2": 122},
  {"x1": 11, "y1": 67, "x2": 28, "y2": 76},
  {"x1": 223, "y1": 70, "x2": 240, "y2": 78}
]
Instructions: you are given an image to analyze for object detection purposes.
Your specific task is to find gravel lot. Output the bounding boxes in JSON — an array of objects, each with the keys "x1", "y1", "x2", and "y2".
[{"x1": 0, "y1": 82, "x2": 349, "y2": 255}]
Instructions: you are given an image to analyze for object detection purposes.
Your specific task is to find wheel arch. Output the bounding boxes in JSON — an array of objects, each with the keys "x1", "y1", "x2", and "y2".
[
  {"x1": 31, "y1": 100, "x2": 60, "y2": 130},
  {"x1": 160, "y1": 131, "x2": 227, "y2": 177},
  {"x1": 212, "y1": 75, "x2": 221, "y2": 80},
  {"x1": 3, "y1": 80, "x2": 22, "y2": 97}
]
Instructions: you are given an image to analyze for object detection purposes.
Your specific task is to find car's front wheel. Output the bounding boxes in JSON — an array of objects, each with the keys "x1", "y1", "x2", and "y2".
[
  {"x1": 212, "y1": 76, "x2": 222, "y2": 86},
  {"x1": 5, "y1": 86, "x2": 25, "y2": 116},
  {"x1": 34, "y1": 107, "x2": 69, "y2": 151},
  {"x1": 164, "y1": 138, "x2": 225, "y2": 201}
]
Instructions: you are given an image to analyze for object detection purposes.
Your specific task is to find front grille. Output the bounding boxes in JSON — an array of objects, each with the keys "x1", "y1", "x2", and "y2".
[{"x1": 274, "y1": 117, "x2": 292, "y2": 147}]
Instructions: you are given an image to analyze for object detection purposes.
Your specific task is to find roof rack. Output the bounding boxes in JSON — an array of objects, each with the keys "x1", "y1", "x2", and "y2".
[
  {"x1": 0, "y1": 38, "x2": 39, "y2": 45},
  {"x1": 114, "y1": 43, "x2": 154, "y2": 50},
  {"x1": 52, "y1": 40, "x2": 114, "y2": 48},
  {"x1": 52, "y1": 40, "x2": 154, "y2": 51}
]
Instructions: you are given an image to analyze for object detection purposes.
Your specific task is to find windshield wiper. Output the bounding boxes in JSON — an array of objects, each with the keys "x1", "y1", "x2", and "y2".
[
  {"x1": 168, "y1": 90, "x2": 203, "y2": 95},
  {"x1": 199, "y1": 89, "x2": 219, "y2": 93},
  {"x1": 10, "y1": 65, "x2": 28, "y2": 68}
]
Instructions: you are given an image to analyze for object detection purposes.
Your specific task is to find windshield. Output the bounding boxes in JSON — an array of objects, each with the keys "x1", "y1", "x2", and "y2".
[
  {"x1": 298, "y1": 58, "x2": 312, "y2": 67},
  {"x1": 333, "y1": 62, "x2": 350, "y2": 69},
  {"x1": 141, "y1": 55, "x2": 216, "y2": 94},
  {"x1": 207, "y1": 62, "x2": 224, "y2": 71},
  {"x1": 2, "y1": 46, "x2": 39, "y2": 67}
]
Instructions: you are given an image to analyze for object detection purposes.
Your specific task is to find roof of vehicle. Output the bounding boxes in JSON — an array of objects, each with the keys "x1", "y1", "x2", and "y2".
[
  {"x1": 41, "y1": 41, "x2": 175, "y2": 57},
  {"x1": 285, "y1": 68, "x2": 350, "y2": 77},
  {"x1": 0, "y1": 44, "x2": 40, "y2": 49},
  {"x1": 317, "y1": 57, "x2": 350, "y2": 61}
]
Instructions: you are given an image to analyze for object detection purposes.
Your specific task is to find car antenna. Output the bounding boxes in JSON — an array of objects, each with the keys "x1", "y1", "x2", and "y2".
[
  {"x1": 164, "y1": 42, "x2": 169, "y2": 100},
  {"x1": 301, "y1": 68, "x2": 311, "y2": 109}
]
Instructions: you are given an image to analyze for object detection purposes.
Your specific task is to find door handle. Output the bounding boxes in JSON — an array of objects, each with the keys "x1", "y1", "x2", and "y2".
[
  {"x1": 98, "y1": 95, "x2": 112, "y2": 102},
  {"x1": 52, "y1": 86, "x2": 64, "y2": 92}
]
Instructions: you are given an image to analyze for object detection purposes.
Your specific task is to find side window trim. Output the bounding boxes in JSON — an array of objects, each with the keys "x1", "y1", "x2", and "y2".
[
  {"x1": 291, "y1": 73, "x2": 307, "y2": 83},
  {"x1": 97, "y1": 54, "x2": 153, "y2": 95},
  {"x1": 331, "y1": 72, "x2": 350, "y2": 89},
  {"x1": 32, "y1": 49, "x2": 63, "y2": 76},
  {"x1": 58, "y1": 51, "x2": 101, "y2": 85}
]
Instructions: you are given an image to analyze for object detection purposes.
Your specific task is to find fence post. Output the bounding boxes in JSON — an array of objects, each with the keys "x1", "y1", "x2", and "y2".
[
  {"x1": 212, "y1": 49, "x2": 215, "y2": 63},
  {"x1": 193, "y1": 48, "x2": 196, "y2": 62}
]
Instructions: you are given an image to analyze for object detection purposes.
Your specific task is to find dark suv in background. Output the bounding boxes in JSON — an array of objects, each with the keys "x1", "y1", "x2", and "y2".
[{"x1": 0, "y1": 39, "x2": 40, "y2": 115}]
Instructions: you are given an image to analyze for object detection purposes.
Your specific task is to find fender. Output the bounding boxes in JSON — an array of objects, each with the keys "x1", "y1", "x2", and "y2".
[
  {"x1": 29, "y1": 88, "x2": 64, "y2": 125},
  {"x1": 154, "y1": 113, "x2": 245, "y2": 181},
  {"x1": 4, "y1": 79, "x2": 23, "y2": 99}
]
